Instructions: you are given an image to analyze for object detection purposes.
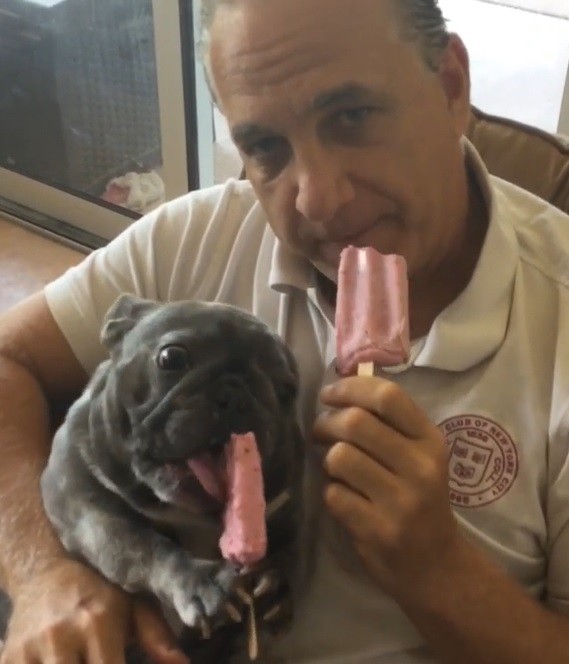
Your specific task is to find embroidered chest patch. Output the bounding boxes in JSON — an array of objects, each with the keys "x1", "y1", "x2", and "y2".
[{"x1": 439, "y1": 415, "x2": 519, "y2": 508}]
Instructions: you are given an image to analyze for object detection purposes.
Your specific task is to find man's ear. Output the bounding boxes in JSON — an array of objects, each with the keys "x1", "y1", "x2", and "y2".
[
  {"x1": 437, "y1": 34, "x2": 471, "y2": 138},
  {"x1": 101, "y1": 293, "x2": 157, "y2": 350}
]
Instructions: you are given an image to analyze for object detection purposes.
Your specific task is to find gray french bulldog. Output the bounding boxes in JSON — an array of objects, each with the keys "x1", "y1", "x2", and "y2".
[{"x1": 40, "y1": 295, "x2": 312, "y2": 663}]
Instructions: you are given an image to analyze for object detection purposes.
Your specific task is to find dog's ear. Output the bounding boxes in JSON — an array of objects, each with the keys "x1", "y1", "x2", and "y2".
[{"x1": 101, "y1": 294, "x2": 157, "y2": 350}]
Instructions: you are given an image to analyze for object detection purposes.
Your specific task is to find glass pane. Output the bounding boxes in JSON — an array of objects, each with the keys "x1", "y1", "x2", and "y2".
[
  {"x1": 438, "y1": 0, "x2": 569, "y2": 133},
  {"x1": 0, "y1": 0, "x2": 167, "y2": 215}
]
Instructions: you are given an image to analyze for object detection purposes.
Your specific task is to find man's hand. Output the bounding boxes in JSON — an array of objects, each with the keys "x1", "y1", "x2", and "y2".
[
  {"x1": 0, "y1": 558, "x2": 189, "y2": 664},
  {"x1": 314, "y1": 375, "x2": 459, "y2": 601}
]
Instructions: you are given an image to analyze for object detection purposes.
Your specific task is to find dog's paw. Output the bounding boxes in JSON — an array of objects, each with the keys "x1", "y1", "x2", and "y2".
[
  {"x1": 170, "y1": 558, "x2": 239, "y2": 635},
  {"x1": 241, "y1": 564, "x2": 294, "y2": 635}
]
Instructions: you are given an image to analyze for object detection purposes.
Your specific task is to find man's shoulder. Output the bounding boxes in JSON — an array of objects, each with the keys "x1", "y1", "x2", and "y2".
[
  {"x1": 491, "y1": 175, "x2": 569, "y2": 290},
  {"x1": 129, "y1": 178, "x2": 270, "y2": 289},
  {"x1": 153, "y1": 178, "x2": 264, "y2": 239},
  {"x1": 131, "y1": 178, "x2": 274, "y2": 304}
]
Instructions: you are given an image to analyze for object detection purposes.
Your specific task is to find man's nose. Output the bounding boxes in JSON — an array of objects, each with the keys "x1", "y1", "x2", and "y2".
[{"x1": 294, "y1": 147, "x2": 355, "y2": 224}]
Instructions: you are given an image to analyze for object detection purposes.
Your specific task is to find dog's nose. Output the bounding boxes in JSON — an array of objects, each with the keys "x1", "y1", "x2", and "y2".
[{"x1": 215, "y1": 384, "x2": 248, "y2": 414}]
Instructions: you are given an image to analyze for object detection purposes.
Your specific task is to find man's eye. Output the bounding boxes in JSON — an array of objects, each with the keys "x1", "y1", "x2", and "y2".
[
  {"x1": 242, "y1": 136, "x2": 290, "y2": 180},
  {"x1": 336, "y1": 107, "x2": 373, "y2": 128},
  {"x1": 244, "y1": 136, "x2": 287, "y2": 159}
]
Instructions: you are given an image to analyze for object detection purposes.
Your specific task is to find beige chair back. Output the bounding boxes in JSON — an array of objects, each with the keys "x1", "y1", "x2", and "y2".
[{"x1": 467, "y1": 106, "x2": 569, "y2": 215}]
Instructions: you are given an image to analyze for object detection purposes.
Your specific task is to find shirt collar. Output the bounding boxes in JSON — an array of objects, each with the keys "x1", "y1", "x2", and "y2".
[
  {"x1": 268, "y1": 235, "x2": 315, "y2": 294},
  {"x1": 413, "y1": 138, "x2": 518, "y2": 371}
]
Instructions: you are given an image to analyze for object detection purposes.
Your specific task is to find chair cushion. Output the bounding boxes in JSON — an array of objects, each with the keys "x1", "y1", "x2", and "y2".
[{"x1": 467, "y1": 106, "x2": 569, "y2": 215}]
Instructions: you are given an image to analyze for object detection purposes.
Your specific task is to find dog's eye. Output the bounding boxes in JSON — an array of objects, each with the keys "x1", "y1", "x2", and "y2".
[{"x1": 157, "y1": 345, "x2": 190, "y2": 371}]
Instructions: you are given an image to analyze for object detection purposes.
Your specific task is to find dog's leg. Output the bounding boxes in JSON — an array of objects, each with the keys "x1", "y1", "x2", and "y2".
[{"x1": 42, "y1": 478, "x2": 238, "y2": 633}]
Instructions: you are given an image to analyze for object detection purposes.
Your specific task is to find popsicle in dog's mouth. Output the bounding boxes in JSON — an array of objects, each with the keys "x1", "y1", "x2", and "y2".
[
  {"x1": 188, "y1": 433, "x2": 267, "y2": 660},
  {"x1": 187, "y1": 432, "x2": 268, "y2": 567}
]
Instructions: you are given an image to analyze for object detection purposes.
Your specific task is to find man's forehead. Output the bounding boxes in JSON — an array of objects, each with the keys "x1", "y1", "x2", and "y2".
[
  {"x1": 209, "y1": 5, "x2": 404, "y2": 116},
  {"x1": 208, "y1": 0, "x2": 400, "y2": 65}
]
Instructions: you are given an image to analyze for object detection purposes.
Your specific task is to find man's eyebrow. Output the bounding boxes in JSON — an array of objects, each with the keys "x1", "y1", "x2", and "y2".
[
  {"x1": 231, "y1": 83, "x2": 396, "y2": 145},
  {"x1": 310, "y1": 82, "x2": 396, "y2": 113}
]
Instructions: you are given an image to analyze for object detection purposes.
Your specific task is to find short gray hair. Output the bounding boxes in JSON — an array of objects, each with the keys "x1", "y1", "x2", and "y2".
[
  {"x1": 199, "y1": 0, "x2": 450, "y2": 75},
  {"x1": 394, "y1": 0, "x2": 450, "y2": 70}
]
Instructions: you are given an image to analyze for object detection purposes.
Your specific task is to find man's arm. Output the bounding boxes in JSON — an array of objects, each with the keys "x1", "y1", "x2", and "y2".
[{"x1": 0, "y1": 292, "x2": 87, "y2": 593}]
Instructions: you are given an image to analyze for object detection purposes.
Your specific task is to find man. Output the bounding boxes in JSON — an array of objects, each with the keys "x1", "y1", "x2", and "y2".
[{"x1": 1, "y1": 0, "x2": 569, "y2": 662}]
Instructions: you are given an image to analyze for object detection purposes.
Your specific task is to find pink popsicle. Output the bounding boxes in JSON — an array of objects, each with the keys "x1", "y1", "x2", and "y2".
[
  {"x1": 219, "y1": 432, "x2": 267, "y2": 567},
  {"x1": 335, "y1": 246, "x2": 410, "y2": 376}
]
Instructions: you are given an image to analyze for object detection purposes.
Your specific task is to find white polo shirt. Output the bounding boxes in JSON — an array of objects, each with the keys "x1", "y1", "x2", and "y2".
[{"x1": 45, "y1": 141, "x2": 569, "y2": 663}]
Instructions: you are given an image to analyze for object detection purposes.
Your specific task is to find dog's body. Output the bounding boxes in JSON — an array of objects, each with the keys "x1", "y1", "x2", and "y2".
[{"x1": 41, "y1": 296, "x2": 311, "y2": 663}]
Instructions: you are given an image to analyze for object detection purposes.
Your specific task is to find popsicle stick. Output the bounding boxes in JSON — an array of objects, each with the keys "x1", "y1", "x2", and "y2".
[
  {"x1": 357, "y1": 361, "x2": 375, "y2": 376},
  {"x1": 247, "y1": 598, "x2": 259, "y2": 660}
]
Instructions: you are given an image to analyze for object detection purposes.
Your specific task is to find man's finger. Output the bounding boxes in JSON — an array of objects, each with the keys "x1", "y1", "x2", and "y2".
[
  {"x1": 320, "y1": 376, "x2": 432, "y2": 439},
  {"x1": 314, "y1": 407, "x2": 412, "y2": 473},
  {"x1": 82, "y1": 615, "x2": 127, "y2": 664},
  {"x1": 133, "y1": 599, "x2": 190, "y2": 664},
  {"x1": 323, "y1": 441, "x2": 398, "y2": 502},
  {"x1": 324, "y1": 481, "x2": 387, "y2": 545}
]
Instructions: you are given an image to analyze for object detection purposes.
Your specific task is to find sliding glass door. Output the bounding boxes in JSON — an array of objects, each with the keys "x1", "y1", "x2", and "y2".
[{"x1": 0, "y1": 0, "x2": 238, "y2": 245}]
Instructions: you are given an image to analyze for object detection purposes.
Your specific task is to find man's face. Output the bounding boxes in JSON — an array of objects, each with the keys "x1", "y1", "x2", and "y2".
[{"x1": 208, "y1": 0, "x2": 471, "y2": 282}]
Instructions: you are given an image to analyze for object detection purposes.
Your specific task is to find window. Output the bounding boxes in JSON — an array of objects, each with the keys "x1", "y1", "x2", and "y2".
[{"x1": 0, "y1": 0, "x2": 241, "y2": 246}]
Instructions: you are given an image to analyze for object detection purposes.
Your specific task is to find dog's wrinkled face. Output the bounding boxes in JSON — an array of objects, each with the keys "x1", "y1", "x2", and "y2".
[{"x1": 101, "y1": 295, "x2": 301, "y2": 514}]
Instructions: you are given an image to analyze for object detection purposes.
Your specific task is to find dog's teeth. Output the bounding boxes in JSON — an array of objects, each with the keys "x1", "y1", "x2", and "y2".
[
  {"x1": 226, "y1": 601, "x2": 243, "y2": 623},
  {"x1": 263, "y1": 604, "x2": 282, "y2": 623}
]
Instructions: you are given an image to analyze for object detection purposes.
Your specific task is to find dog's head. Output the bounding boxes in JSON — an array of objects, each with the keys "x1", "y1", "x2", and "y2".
[{"x1": 97, "y1": 295, "x2": 302, "y2": 515}]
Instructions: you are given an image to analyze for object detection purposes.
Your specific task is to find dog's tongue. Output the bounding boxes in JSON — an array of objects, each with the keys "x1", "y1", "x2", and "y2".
[
  {"x1": 220, "y1": 432, "x2": 267, "y2": 567},
  {"x1": 187, "y1": 453, "x2": 226, "y2": 503}
]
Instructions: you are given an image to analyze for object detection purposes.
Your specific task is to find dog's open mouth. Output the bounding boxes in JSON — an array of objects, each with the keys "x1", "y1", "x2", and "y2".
[{"x1": 187, "y1": 432, "x2": 268, "y2": 566}]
